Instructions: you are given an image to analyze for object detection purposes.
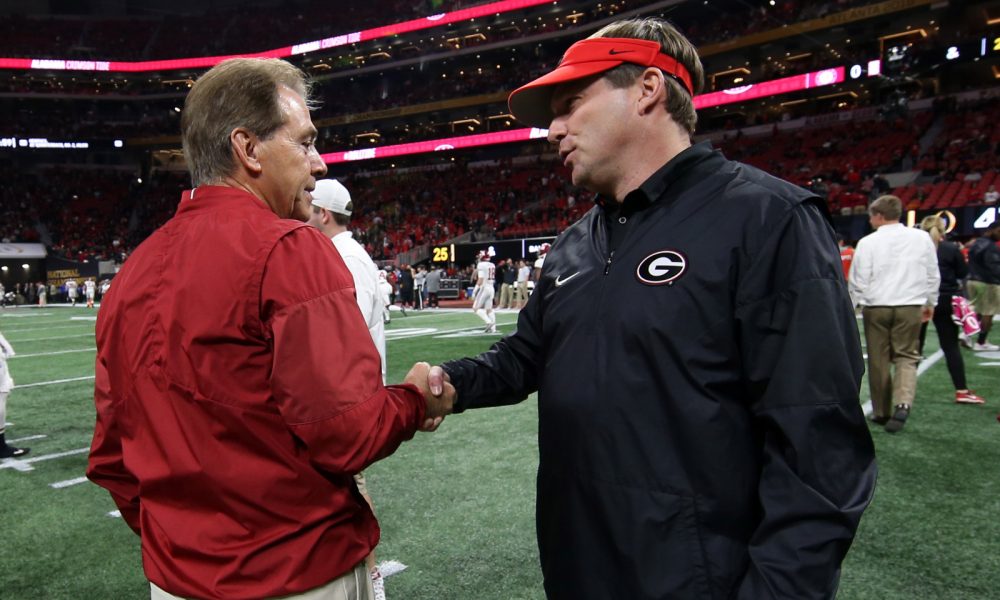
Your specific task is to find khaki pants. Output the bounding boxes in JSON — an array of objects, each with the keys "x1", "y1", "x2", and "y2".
[
  {"x1": 151, "y1": 562, "x2": 372, "y2": 600},
  {"x1": 499, "y1": 283, "x2": 513, "y2": 308},
  {"x1": 513, "y1": 281, "x2": 528, "y2": 306},
  {"x1": 862, "y1": 306, "x2": 923, "y2": 419}
]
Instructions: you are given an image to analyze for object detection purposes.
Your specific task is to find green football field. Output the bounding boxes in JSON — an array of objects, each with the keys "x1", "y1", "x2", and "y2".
[{"x1": 1, "y1": 305, "x2": 997, "y2": 599}]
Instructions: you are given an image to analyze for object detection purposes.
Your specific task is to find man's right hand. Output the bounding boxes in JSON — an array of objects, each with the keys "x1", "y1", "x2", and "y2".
[{"x1": 404, "y1": 362, "x2": 455, "y2": 430}]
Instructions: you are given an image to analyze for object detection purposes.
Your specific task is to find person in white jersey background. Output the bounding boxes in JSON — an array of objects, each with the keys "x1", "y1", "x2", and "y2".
[
  {"x1": 65, "y1": 278, "x2": 79, "y2": 306},
  {"x1": 305, "y1": 178, "x2": 389, "y2": 599},
  {"x1": 472, "y1": 251, "x2": 497, "y2": 333},
  {"x1": 378, "y1": 269, "x2": 393, "y2": 324},
  {"x1": 84, "y1": 278, "x2": 97, "y2": 308}
]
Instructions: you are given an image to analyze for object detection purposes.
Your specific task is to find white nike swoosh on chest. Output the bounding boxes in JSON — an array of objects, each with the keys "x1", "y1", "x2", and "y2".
[{"x1": 554, "y1": 272, "x2": 581, "y2": 287}]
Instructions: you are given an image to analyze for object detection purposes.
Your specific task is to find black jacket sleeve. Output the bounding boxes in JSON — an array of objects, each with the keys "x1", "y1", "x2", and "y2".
[
  {"x1": 951, "y1": 243, "x2": 969, "y2": 281},
  {"x1": 441, "y1": 277, "x2": 546, "y2": 411},
  {"x1": 734, "y1": 200, "x2": 878, "y2": 599}
]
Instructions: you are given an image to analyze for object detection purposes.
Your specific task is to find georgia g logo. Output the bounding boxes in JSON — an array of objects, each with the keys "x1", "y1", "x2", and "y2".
[{"x1": 636, "y1": 250, "x2": 687, "y2": 286}]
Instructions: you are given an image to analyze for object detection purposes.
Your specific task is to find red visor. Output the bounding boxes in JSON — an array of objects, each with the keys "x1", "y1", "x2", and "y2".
[{"x1": 508, "y1": 37, "x2": 694, "y2": 128}]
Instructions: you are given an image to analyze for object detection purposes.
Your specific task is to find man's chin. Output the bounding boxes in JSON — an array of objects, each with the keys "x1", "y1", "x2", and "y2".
[{"x1": 290, "y1": 199, "x2": 311, "y2": 222}]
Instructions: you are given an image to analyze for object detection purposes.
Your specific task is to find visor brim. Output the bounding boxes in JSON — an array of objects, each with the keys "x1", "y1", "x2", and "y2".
[{"x1": 508, "y1": 60, "x2": 624, "y2": 129}]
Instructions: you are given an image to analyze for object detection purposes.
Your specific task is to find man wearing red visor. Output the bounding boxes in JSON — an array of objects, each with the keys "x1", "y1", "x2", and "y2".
[{"x1": 428, "y1": 17, "x2": 876, "y2": 599}]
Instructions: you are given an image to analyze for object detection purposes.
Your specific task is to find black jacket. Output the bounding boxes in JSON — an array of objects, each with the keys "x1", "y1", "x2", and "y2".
[
  {"x1": 444, "y1": 143, "x2": 877, "y2": 599},
  {"x1": 968, "y1": 237, "x2": 1000, "y2": 284},
  {"x1": 937, "y1": 240, "x2": 967, "y2": 295}
]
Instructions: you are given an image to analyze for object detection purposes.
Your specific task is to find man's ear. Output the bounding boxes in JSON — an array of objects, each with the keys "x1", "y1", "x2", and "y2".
[
  {"x1": 230, "y1": 128, "x2": 262, "y2": 175},
  {"x1": 321, "y1": 208, "x2": 332, "y2": 225},
  {"x1": 637, "y1": 67, "x2": 667, "y2": 116}
]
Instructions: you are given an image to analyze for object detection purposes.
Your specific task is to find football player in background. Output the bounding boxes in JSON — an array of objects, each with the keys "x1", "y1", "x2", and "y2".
[
  {"x1": 472, "y1": 251, "x2": 497, "y2": 333},
  {"x1": 65, "y1": 278, "x2": 79, "y2": 306},
  {"x1": 84, "y1": 278, "x2": 97, "y2": 308}
]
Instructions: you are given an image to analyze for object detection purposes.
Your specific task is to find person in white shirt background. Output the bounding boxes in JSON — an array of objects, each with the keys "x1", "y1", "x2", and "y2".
[
  {"x1": 0, "y1": 329, "x2": 29, "y2": 458},
  {"x1": 377, "y1": 270, "x2": 393, "y2": 324},
  {"x1": 849, "y1": 194, "x2": 939, "y2": 433},
  {"x1": 304, "y1": 178, "x2": 389, "y2": 600},
  {"x1": 84, "y1": 278, "x2": 97, "y2": 308},
  {"x1": 514, "y1": 259, "x2": 530, "y2": 309},
  {"x1": 983, "y1": 184, "x2": 998, "y2": 205}
]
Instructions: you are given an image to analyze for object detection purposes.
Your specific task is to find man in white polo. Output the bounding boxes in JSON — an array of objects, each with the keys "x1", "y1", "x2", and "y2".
[
  {"x1": 306, "y1": 178, "x2": 388, "y2": 599},
  {"x1": 308, "y1": 179, "x2": 385, "y2": 380},
  {"x1": 849, "y1": 194, "x2": 939, "y2": 433}
]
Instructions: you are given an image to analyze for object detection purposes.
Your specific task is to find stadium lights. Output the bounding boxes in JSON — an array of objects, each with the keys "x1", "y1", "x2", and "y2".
[
  {"x1": 1, "y1": 266, "x2": 7, "y2": 272},
  {"x1": 22, "y1": 264, "x2": 29, "y2": 270}
]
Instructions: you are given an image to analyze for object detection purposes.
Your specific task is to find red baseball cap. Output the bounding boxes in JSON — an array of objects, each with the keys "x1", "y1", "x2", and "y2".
[{"x1": 508, "y1": 37, "x2": 694, "y2": 128}]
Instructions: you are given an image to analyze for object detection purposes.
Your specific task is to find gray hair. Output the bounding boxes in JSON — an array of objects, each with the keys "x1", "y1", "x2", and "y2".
[{"x1": 181, "y1": 58, "x2": 315, "y2": 186}]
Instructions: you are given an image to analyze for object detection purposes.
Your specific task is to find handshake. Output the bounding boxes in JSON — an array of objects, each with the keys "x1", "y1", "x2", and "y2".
[{"x1": 404, "y1": 362, "x2": 455, "y2": 432}]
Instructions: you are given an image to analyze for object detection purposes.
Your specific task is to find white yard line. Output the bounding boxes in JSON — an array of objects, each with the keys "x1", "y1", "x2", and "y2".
[
  {"x1": 15, "y1": 375, "x2": 95, "y2": 388},
  {"x1": 50, "y1": 476, "x2": 89, "y2": 489},
  {"x1": 0, "y1": 447, "x2": 89, "y2": 471},
  {"x1": 916, "y1": 349, "x2": 945, "y2": 377},
  {"x1": 0, "y1": 324, "x2": 94, "y2": 333},
  {"x1": 386, "y1": 323, "x2": 516, "y2": 341},
  {"x1": 8, "y1": 434, "x2": 47, "y2": 443},
  {"x1": 861, "y1": 349, "x2": 944, "y2": 416},
  {"x1": 377, "y1": 560, "x2": 408, "y2": 578},
  {"x1": 10, "y1": 348, "x2": 96, "y2": 359},
  {"x1": 6, "y1": 333, "x2": 94, "y2": 343}
]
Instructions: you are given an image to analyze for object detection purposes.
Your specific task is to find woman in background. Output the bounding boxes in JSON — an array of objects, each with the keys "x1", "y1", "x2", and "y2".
[{"x1": 918, "y1": 215, "x2": 986, "y2": 405}]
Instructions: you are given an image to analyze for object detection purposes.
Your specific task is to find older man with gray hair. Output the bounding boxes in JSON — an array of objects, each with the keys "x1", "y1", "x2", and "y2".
[{"x1": 87, "y1": 58, "x2": 453, "y2": 600}]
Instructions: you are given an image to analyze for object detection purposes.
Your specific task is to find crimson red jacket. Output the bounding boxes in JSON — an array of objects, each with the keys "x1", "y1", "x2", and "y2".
[{"x1": 87, "y1": 186, "x2": 426, "y2": 599}]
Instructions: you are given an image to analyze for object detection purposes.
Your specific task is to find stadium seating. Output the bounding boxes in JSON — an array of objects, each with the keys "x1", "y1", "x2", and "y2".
[{"x1": 3, "y1": 0, "x2": 998, "y2": 265}]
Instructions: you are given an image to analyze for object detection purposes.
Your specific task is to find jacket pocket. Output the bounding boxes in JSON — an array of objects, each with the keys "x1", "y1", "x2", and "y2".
[{"x1": 537, "y1": 471, "x2": 716, "y2": 599}]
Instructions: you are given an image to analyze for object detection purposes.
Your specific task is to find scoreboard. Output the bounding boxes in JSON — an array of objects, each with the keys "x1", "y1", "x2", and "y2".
[{"x1": 431, "y1": 236, "x2": 556, "y2": 265}]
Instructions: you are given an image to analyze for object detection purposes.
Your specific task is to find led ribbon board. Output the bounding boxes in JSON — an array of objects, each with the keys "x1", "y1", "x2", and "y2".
[
  {"x1": 322, "y1": 66, "x2": 847, "y2": 164},
  {"x1": 0, "y1": 0, "x2": 552, "y2": 73}
]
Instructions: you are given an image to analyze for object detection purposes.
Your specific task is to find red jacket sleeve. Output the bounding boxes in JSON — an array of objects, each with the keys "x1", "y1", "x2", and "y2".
[
  {"x1": 262, "y1": 226, "x2": 426, "y2": 475},
  {"x1": 86, "y1": 353, "x2": 142, "y2": 534}
]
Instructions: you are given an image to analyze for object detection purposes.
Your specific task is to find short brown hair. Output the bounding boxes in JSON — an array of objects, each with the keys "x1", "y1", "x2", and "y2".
[
  {"x1": 590, "y1": 18, "x2": 705, "y2": 137},
  {"x1": 311, "y1": 205, "x2": 351, "y2": 227},
  {"x1": 869, "y1": 195, "x2": 903, "y2": 221},
  {"x1": 181, "y1": 58, "x2": 314, "y2": 186}
]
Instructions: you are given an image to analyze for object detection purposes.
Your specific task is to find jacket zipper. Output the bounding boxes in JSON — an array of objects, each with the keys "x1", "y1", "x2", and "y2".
[{"x1": 604, "y1": 250, "x2": 614, "y2": 275}]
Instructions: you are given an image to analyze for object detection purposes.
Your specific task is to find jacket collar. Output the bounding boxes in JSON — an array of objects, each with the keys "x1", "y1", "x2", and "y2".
[
  {"x1": 595, "y1": 141, "x2": 720, "y2": 212},
  {"x1": 175, "y1": 185, "x2": 275, "y2": 218}
]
